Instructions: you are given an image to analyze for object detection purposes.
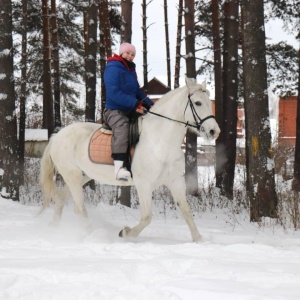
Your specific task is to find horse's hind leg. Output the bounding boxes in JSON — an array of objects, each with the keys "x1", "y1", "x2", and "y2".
[
  {"x1": 168, "y1": 178, "x2": 202, "y2": 242},
  {"x1": 51, "y1": 185, "x2": 70, "y2": 225},
  {"x1": 58, "y1": 169, "x2": 89, "y2": 225},
  {"x1": 119, "y1": 184, "x2": 153, "y2": 238},
  {"x1": 51, "y1": 174, "x2": 91, "y2": 225}
]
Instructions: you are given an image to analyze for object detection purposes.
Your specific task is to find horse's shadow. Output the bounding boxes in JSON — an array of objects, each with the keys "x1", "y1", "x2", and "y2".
[
  {"x1": 85, "y1": 216, "x2": 193, "y2": 245},
  {"x1": 85, "y1": 227, "x2": 191, "y2": 245}
]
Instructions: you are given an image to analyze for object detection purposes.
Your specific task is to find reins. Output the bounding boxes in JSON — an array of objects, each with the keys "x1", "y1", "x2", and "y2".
[{"x1": 147, "y1": 93, "x2": 215, "y2": 131}]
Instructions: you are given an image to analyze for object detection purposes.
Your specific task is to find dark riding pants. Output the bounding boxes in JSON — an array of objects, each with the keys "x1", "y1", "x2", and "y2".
[{"x1": 104, "y1": 109, "x2": 129, "y2": 160}]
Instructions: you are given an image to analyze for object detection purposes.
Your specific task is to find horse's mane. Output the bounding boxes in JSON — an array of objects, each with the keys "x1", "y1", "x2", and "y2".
[
  {"x1": 152, "y1": 82, "x2": 209, "y2": 110},
  {"x1": 152, "y1": 85, "x2": 187, "y2": 109}
]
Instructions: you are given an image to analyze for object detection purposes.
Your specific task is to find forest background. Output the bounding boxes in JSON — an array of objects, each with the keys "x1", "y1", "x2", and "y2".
[{"x1": 0, "y1": 0, "x2": 299, "y2": 226}]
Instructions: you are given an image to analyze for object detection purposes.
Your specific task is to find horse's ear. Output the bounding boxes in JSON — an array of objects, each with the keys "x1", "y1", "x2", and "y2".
[
  {"x1": 201, "y1": 81, "x2": 207, "y2": 90},
  {"x1": 185, "y1": 76, "x2": 197, "y2": 88}
]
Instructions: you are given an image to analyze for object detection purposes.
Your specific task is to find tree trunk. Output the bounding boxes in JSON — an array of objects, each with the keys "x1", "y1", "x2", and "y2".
[
  {"x1": 120, "y1": 0, "x2": 132, "y2": 43},
  {"x1": 50, "y1": 0, "x2": 62, "y2": 132},
  {"x1": 142, "y1": 0, "x2": 149, "y2": 92},
  {"x1": 120, "y1": 0, "x2": 132, "y2": 45},
  {"x1": 117, "y1": 0, "x2": 134, "y2": 207},
  {"x1": 241, "y1": 0, "x2": 278, "y2": 221},
  {"x1": 42, "y1": 0, "x2": 54, "y2": 138},
  {"x1": 292, "y1": 47, "x2": 300, "y2": 191},
  {"x1": 0, "y1": 0, "x2": 20, "y2": 200},
  {"x1": 85, "y1": 1, "x2": 98, "y2": 123},
  {"x1": 164, "y1": 0, "x2": 171, "y2": 88},
  {"x1": 184, "y1": 0, "x2": 198, "y2": 196},
  {"x1": 19, "y1": 0, "x2": 28, "y2": 186},
  {"x1": 99, "y1": 27, "x2": 106, "y2": 123},
  {"x1": 218, "y1": 0, "x2": 239, "y2": 199},
  {"x1": 84, "y1": 11, "x2": 88, "y2": 58},
  {"x1": 100, "y1": 0, "x2": 112, "y2": 58},
  {"x1": 174, "y1": 0, "x2": 183, "y2": 89},
  {"x1": 212, "y1": 0, "x2": 224, "y2": 195},
  {"x1": 99, "y1": 0, "x2": 111, "y2": 121}
]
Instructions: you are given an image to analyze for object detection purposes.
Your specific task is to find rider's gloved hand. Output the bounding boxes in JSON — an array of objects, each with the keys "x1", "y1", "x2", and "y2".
[
  {"x1": 136, "y1": 102, "x2": 142, "y2": 109},
  {"x1": 135, "y1": 102, "x2": 144, "y2": 115},
  {"x1": 141, "y1": 102, "x2": 152, "y2": 110}
]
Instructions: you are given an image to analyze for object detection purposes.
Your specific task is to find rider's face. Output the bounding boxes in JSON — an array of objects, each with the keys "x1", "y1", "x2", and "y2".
[{"x1": 121, "y1": 51, "x2": 135, "y2": 62}]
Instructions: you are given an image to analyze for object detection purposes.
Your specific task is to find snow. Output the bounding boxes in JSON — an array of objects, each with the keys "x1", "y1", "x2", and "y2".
[
  {"x1": 25, "y1": 129, "x2": 48, "y2": 142},
  {"x1": 0, "y1": 49, "x2": 10, "y2": 57},
  {"x1": 0, "y1": 93, "x2": 8, "y2": 100},
  {"x1": 1, "y1": 186, "x2": 300, "y2": 300}
]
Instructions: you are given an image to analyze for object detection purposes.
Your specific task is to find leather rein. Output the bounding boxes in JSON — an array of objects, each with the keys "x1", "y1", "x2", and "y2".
[{"x1": 147, "y1": 94, "x2": 215, "y2": 131}]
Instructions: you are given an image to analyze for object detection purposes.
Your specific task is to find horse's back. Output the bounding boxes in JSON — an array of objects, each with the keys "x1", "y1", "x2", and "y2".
[
  {"x1": 50, "y1": 122, "x2": 99, "y2": 163},
  {"x1": 55, "y1": 122, "x2": 99, "y2": 137}
]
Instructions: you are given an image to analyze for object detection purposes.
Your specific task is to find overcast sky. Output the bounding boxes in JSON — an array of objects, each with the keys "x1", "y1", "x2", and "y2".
[{"x1": 111, "y1": 1, "x2": 299, "y2": 95}]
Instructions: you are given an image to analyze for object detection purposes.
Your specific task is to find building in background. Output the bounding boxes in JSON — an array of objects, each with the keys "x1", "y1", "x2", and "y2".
[{"x1": 278, "y1": 96, "x2": 297, "y2": 147}]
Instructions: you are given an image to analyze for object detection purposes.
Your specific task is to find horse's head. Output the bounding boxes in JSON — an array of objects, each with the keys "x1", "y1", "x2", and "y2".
[{"x1": 184, "y1": 77, "x2": 220, "y2": 140}]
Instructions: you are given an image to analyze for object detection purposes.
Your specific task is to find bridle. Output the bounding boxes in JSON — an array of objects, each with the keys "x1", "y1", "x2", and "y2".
[
  {"x1": 147, "y1": 93, "x2": 215, "y2": 131},
  {"x1": 185, "y1": 93, "x2": 216, "y2": 130}
]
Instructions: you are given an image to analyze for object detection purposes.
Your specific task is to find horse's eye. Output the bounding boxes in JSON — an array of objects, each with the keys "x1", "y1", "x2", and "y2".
[{"x1": 195, "y1": 101, "x2": 202, "y2": 106}]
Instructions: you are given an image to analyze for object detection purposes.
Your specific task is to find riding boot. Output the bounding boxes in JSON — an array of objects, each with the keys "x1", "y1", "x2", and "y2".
[{"x1": 114, "y1": 160, "x2": 131, "y2": 181}]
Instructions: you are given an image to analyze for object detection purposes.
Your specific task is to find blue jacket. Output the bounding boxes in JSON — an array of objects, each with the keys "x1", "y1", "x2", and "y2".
[{"x1": 104, "y1": 54, "x2": 153, "y2": 113}]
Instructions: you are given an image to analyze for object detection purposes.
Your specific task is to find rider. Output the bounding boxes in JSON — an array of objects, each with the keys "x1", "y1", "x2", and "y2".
[{"x1": 104, "y1": 42, "x2": 154, "y2": 181}]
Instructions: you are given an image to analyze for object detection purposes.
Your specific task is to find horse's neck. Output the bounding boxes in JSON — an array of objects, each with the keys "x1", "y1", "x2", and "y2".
[
  {"x1": 142, "y1": 87, "x2": 188, "y2": 147},
  {"x1": 152, "y1": 86, "x2": 187, "y2": 121}
]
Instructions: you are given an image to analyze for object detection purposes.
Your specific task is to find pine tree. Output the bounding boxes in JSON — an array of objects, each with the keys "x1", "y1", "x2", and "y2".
[
  {"x1": 117, "y1": 0, "x2": 134, "y2": 208},
  {"x1": 50, "y1": 0, "x2": 62, "y2": 131},
  {"x1": 241, "y1": 0, "x2": 278, "y2": 220},
  {"x1": 184, "y1": 0, "x2": 198, "y2": 196},
  {"x1": 174, "y1": 0, "x2": 183, "y2": 89},
  {"x1": 164, "y1": 0, "x2": 171, "y2": 88},
  {"x1": 84, "y1": 1, "x2": 98, "y2": 123},
  {"x1": 19, "y1": 0, "x2": 28, "y2": 185},
  {"x1": 0, "y1": 0, "x2": 21, "y2": 200},
  {"x1": 217, "y1": 0, "x2": 239, "y2": 199}
]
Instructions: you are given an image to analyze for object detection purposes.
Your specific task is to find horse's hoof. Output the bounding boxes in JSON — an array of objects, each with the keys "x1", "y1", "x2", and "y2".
[
  {"x1": 119, "y1": 226, "x2": 130, "y2": 238},
  {"x1": 194, "y1": 238, "x2": 203, "y2": 244},
  {"x1": 193, "y1": 233, "x2": 203, "y2": 243},
  {"x1": 86, "y1": 223, "x2": 94, "y2": 232},
  {"x1": 49, "y1": 219, "x2": 61, "y2": 227}
]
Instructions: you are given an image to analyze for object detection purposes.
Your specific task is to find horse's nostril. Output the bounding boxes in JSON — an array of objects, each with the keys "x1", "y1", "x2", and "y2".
[{"x1": 210, "y1": 130, "x2": 215, "y2": 136}]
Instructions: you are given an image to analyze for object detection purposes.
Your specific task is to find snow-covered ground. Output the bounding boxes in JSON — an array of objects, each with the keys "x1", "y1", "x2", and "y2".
[{"x1": 1, "y1": 183, "x2": 300, "y2": 300}]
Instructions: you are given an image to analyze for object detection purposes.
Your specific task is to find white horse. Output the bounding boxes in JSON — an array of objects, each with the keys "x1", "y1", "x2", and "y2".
[{"x1": 40, "y1": 77, "x2": 220, "y2": 242}]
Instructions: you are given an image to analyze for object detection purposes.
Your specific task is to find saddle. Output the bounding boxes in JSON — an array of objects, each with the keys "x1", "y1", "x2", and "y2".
[{"x1": 88, "y1": 118, "x2": 140, "y2": 165}]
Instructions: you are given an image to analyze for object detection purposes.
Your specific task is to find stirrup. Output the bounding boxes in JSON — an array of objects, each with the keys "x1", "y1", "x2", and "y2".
[{"x1": 116, "y1": 167, "x2": 131, "y2": 181}]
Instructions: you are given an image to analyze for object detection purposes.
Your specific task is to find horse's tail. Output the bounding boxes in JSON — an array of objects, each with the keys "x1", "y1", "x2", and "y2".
[{"x1": 39, "y1": 136, "x2": 57, "y2": 214}]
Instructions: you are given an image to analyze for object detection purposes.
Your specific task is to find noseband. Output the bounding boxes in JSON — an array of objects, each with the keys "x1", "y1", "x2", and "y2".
[{"x1": 147, "y1": 93, "x2": 215, "y2": 131}]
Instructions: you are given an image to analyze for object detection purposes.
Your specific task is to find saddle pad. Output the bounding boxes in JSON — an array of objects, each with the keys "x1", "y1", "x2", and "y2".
[{"x1": 89, "y1": 129, "x2": 113, "y2": 165}]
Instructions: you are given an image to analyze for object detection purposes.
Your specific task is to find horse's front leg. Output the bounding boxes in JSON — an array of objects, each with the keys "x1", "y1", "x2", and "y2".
[
  {"x1": 119, "y1": 184, "x2": 153, "y2": 238},
  {"x1": 168, "y1": 177, "x2": 202, "y2": 242}
]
